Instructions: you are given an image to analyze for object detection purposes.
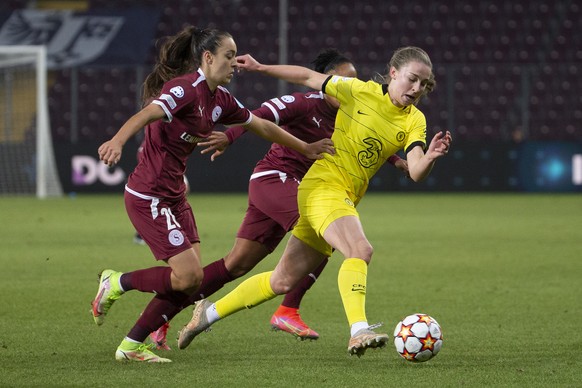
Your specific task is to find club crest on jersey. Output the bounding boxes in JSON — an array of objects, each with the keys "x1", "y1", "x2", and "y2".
[
  {"x1": 396, "y1": 131, "x2": 406, "y2": 142},
  {"x1": 170, "y1": 86, "x2": 184, "y2": 98},
  {"x1": 212, "y1": 106, "x2": 223, "y2": 122}
]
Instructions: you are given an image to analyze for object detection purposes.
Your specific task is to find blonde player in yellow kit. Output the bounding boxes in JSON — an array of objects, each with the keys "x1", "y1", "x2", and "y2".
[{"x1": 178, "y1": 46, "x2": 452, "y2": 357}]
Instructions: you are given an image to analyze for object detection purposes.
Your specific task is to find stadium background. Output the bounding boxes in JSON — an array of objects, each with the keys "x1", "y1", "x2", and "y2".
[{"x1": 1, "y1": 0, "x2": 580, "y2": 193}]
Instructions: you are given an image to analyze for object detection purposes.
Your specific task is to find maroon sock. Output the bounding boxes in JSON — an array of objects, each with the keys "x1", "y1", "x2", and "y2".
[
  {"x1": 187, "y1": 258, "x2": 233, "y2": 305},
  {"x1": 126, "y1": 292, "x2": 189, "y2": 343},
  {"x1": 120, "y1": 266, "x2": 173, "y2": 295},
  {"x1": 281, "y1": 258, "x2": 329, "y2": 309}
]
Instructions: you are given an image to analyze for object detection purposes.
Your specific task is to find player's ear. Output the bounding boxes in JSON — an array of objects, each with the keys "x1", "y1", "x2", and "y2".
[
  {"x1": 203, "y1": 51, "x2": 213, "y2": 65},
  {"x1": 389, "y1": 66, "x2": 397, "y2": 80}
]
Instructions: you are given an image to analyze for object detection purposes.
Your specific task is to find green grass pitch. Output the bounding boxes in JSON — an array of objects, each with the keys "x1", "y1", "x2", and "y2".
[{"x1": 0, "y1": 193, "x2": 580, "y2": 387}]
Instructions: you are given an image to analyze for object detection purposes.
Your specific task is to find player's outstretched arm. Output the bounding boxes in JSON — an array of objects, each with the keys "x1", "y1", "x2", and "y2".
[
  {"x1": 236, "y1": 54, "x2": 328, "y2": 91},
  {"x1": 98, "y1": 104, "x2": 165, "y2": 167},
  {"x1": 244, "y1": 115, "x2": 334, "y2": 160}
]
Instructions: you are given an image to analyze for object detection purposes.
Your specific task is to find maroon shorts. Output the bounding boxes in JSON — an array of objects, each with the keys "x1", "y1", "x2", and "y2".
[
  {"x1": 237, "y1": 172, "x2": 300, "y2": 252},
  {"x1": 124, "y1": 186, "x2": 199, "y2": 260}
]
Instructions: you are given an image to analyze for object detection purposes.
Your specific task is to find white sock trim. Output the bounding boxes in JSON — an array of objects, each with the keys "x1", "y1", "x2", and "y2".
[
  {"x1": 207, "y1": 303, "x2": 220, "y2": 323},
  {"x1": 350, "y1": 321, "x2": 369, "y2": 337}
]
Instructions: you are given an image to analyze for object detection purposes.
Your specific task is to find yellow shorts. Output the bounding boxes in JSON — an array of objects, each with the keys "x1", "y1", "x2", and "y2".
[{"x1": 291, "y1": 180, "x2": 359, "y2": 256}]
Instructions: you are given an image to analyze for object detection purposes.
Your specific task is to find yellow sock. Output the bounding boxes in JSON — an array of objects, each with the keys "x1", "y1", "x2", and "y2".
[
  {"x1": 215, "y1": 271, "x2": 276, "y2": 318},
  {"x1": 338, "y1": 258, "x2": 368, "y2": 326}
]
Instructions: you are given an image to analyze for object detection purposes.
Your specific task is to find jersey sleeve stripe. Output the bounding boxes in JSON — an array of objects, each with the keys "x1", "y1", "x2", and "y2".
[
  {"x1": 321, "y1": 75, "x2": 334, "y2": 94},
  {"x1": 261, "y1": 102, "x2": 280, "y2": 125},
  {"x1": 405, "y1": 140, "x2": 426, "y2": 153},
  {"x1": 151, "y1": 100, "x2": 172, "y2": 122},
  {"x1": 159, "y1": 93, "x2": 177, "y2": 109}
]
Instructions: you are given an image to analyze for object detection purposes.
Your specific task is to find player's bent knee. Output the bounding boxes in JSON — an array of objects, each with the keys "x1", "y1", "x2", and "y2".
[
  {"x1": 269, "y1": 276, "x2": 296, "y2": 295},
  {"x1": 174, "y1": 268, "x2": 203, "y2": 291},
  {"x1": 366, "y1": 245, "x2": 374, "y2": 261},
  {"x1": 340, "y1": 238, "x2": 374, "y2": 261},
  {"x1": 358, "y1": 241, "x2": 374, "y2": 261}
]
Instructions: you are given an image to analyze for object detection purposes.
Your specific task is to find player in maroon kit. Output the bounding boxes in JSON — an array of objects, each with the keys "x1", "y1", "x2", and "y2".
[
  {"x1": 90, "y1": 26, "x2": 334, "y2": 363},
  {"x1": 178, "y1": 49, "x2": 408, "y2": 342}
]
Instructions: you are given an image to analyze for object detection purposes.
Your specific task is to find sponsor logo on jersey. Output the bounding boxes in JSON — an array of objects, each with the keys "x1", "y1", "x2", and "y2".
[
  {"x1": 358, "y1": 138, "x2": 382, "y2": 168},
  {"x1": 344, "y1": 198, "x2": 354, "y2": 207},
  {"x1": 168, "y1": 229, "x2": 184, "y2": 246},
  {"x1": 312, "y1": 117, "x2": 322, "y2": 127},
  {"x1": 170, "y1": 86, "x2": 184, "y2": 98},
  {"x1": 180, "y1": 132, "x2": 205, "y2": 143}
]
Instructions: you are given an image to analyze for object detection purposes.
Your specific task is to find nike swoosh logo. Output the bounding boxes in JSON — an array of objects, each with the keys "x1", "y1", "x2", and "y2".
[{"x1": 357, "y1": 110, "x2": 369, "y2": 115}]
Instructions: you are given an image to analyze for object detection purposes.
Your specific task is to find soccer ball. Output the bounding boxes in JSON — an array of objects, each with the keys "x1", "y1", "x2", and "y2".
[{"x1": 393, "y1": 313, "x2": 443, "y2": 362}]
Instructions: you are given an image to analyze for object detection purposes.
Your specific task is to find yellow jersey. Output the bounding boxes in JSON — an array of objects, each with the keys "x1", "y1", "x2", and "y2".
[{"x1": 304, "y1": 75, "x2": 427, "y2": 201}]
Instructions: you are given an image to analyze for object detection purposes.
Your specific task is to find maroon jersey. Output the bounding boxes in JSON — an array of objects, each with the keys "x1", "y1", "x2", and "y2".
[
  {"x1": 128, "y1": 69, "x2": 251, "y2": 199},
  {"x1": 226, "y1": 91, "x2": 337, "y2": 180}
]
